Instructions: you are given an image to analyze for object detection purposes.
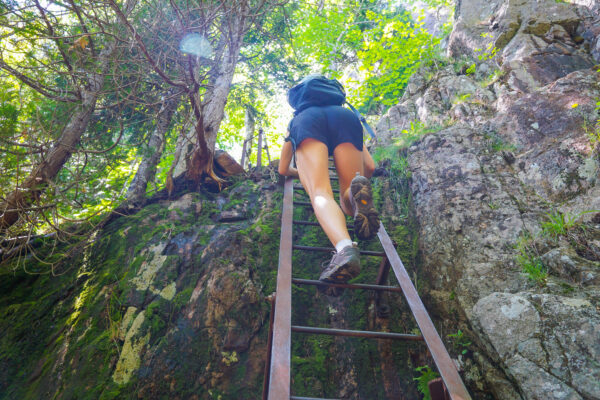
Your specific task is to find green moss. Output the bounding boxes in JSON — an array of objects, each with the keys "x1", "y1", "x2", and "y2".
[
  {"x1": 291, "y1": 335, "x2": 335, "y2": 394},
  {"x1": 0, "y1": 169, "x2": 426, "y2": 399},
  {"x1": 143, "y1": 299, "x2": 169, "y2": 337},
  {"x1": 483, "y1": 130, "x2": 517, "y2": 153}
]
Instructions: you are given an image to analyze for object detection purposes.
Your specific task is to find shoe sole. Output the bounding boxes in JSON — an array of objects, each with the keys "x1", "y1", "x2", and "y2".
[
  {"x1": 319, "y1": 261, "x2": 360, "y2": 283},
  {"x1": 351, "y1": 176, "x2": 380, "y2": 240}
]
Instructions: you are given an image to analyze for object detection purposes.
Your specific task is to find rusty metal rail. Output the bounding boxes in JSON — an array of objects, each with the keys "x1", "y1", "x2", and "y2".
[
  {"x1": 290, "y1": 397, "x2": 340, "y2": 400},
  {"x1": 294, "y1": 220, "x2": 353, "y2": 229},
  {"x1": 292, "y1": 326, "x2": 424, "y2": 341},
  {"x1": 292, "y1": 278, "x2": 402, "y2": 292},
  {"x1": 268, "y1": 178, "x2": 293, "y2": 400},
  {"x1": 377, "y1": 223, "x2": 471, "y2": 399},
  {"x1": 267, "y1": 176, "x2": 472, "y2": 400},
  {"x1": 294, "y1": 185, "x2": 339, "y2": 193},
  {"x1": 292, "y1": 244, "x2": 385, "y2": 257},
  {"x1": 293, "y1": 200, "x2": 312, "y2": 207}
]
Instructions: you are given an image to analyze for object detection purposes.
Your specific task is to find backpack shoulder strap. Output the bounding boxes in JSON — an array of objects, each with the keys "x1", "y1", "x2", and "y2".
[{"x1": 345, "y1": 101, "x2": 376, "y2": 139}]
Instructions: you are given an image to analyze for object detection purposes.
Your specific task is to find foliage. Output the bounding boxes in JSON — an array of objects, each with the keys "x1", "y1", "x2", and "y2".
[
  {"x1": 352, "y1": 11, "x2": 443, "y2": 110},
  {"x1": 582, "y1": 100, "x2": 600, "y2": 146},
  {"x1": 397, "y1": 121, "x2": 441, "y2": 148},
  {"x1": 448, "y1": 329, "x2": 472, "y2": 355},
  {"x1": 474, "y1": 42, "x2": 498, "y2": 62},
  {"x1": 515, "y1": 209, "x2": 599, "y2": 285},
  {"x1": 463, "y1": 36, "x2": 498, "y2": 77},
  {"x1": 413, "y1": 365, "x2": 439, "y2": 400},
  {"x1": 290, "y1": 0, "x2": 452, "y2": 114},
  {"x1": 0, "y1": 0, "x2": 293, "y2": 242},
  {"x1": 516, "y1": 232, "x2": 547, "y2": 285},
  {"x1": 452, "y1": 93, "x2": 472, "y2": 105},
  {"x1": 0, "y1": 0, "x2": 169, "y2": 238},
  {"x1": 483, "y1": 130, "x2": 517, "y2": 153},
  {"x1": 465, "y1": 63, "x2": 476, "y2": 76},
  {"x1": 542, "y1": 210, "x2": 575, "y2": 238},
  {"x1": 541, "y1": 210, "x2": 598, "y2": 239},
  {"x1": 371, "y1": 121, "x2": 441, "y2": 206},
  {"x1": 480, "y1": 68, "x2": 505, "y2": 88},
  {"x1": 0, "y1": 0, "x2": 455, "y2": 272}
]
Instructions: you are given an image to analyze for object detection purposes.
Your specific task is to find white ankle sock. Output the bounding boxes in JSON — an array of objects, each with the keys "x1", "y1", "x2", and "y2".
[{"x1": 335, "y1": 239, "x2": 353, "y2": 252}]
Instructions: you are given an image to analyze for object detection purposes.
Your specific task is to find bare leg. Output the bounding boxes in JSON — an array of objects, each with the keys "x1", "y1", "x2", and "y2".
[
  {"x1": 295, "y1": 139, "x2": 351, "y2": 246},
  {"x1": 362, "y1": 143, "x2": 375, "y2": 178},
  {"x1": 333, "y1": 143, "x2": 365, "y2": 216}
]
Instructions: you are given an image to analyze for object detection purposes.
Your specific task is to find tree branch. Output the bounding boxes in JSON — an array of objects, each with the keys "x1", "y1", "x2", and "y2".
[
  {"x1": 33, "y1": 0, "x2": 77, "y2": 88},
  {"x1": 106, "y1": 0, "x2": 188, "y2": 90},
  {"x1": 65, "y1": 0, "x2": 97, "y2": 56},
  {"x1": 0, "y1": 59, "x2": 79, "y2": 102},
  {"x1": 75, "y1": 120, "x2": 125, "y2": 154}
]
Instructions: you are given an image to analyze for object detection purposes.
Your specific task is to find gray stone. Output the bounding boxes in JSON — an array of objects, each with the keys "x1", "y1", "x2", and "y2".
[
  {"x1": 376, "y1": 0, "x2": 600, "y2": 395},
  {"x1": 505, "y1": 355, "x2": 582, "y2": 400},
  {"x1": 472, "y1": 293, "x2": 600, "y2": 398},
  {"x1": 216, "y1": 210, "x2": 247, "y2": 222},
  {"x1": 473, "y1": 293, "x2": 541, "y2": 360},
  {"x1": 541, "y1": 247, "x2": 600, "y2": 285}
]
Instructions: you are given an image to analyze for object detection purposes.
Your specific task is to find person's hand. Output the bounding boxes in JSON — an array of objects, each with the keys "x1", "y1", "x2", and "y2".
[
  {"x1": 278, "y1": 140, "x2": 298, "y2": 177},
  {"x1": 287, "y1": 167, "x2": 299, "y2": 178}
]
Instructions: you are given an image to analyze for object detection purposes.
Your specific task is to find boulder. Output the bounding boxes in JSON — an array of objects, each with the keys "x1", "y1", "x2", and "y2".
[{"x1": 214, "y1": 149, "x2": 245, "y2": 177}]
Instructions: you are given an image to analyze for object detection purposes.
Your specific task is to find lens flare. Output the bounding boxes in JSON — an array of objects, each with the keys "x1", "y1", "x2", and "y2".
[{"x1": 180, "y1": 33, "x2": 213, "y2": 58}]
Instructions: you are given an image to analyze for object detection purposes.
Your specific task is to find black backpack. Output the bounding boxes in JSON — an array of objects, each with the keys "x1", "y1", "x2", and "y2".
[{"x1": 287, "y1": 75, "x2": 375, "y2": 139}]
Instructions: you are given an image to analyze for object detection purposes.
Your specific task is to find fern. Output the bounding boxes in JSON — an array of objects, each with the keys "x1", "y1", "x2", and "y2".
[{"x1": 414, "y1": 365, "x2": 440, "y2": 400}]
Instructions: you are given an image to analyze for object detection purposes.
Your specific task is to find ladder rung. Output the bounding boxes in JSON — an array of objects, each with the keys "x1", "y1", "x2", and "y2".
[
  {"x1": 292, "y1": 220, "x2": 354, "y2": 230},
  {"x1": 294, "y1": 201, "x2": 312, "y2": 207},
  {"x1": 267, "y1": 178, "x2": 472, "y2": 400},
  {"x1": 291, "y1": 397, "x2": 341, "y2": 400},
  {"x1": 294, "y1": 185, "x2": 339, "y2": 193},
  {"x1": 292, "y1": 325, "x2": 424, "y2": 341},
  {"x1": 292, "y1": 278, "x2": 401, "y2": 292},
  {"x1": 292, "y1": 220, "x2": 320, "y2": 227},
  {"x1": 292, "y1": 245, "x2": 385, "y2": 257}
]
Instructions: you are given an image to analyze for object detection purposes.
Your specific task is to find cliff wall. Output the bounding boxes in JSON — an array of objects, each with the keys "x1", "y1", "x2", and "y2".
[{"x1": 376, "y1": 0, "x2": 599, "y2": 398}]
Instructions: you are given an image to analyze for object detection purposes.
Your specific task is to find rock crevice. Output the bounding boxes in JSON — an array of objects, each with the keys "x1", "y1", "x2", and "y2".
[{"x1": 377, "y1": 0, "x2": 599, "y2": 397}]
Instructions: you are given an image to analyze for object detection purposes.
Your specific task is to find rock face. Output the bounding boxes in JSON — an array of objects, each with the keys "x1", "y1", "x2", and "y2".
[
  {"x1": 0, "y1": 180, "x2": 281, "y2": 399},
  {"x1": 377, "y1": 0, "x2": 600, "y2": 398},
  {"x1": 0, "y1": 171, "x2": 424, "y2": 399}
]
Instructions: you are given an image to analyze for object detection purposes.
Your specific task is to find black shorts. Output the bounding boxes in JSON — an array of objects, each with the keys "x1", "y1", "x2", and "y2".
[{"x1": 287, "y1": 105, "x2": 363, "y2": 156}]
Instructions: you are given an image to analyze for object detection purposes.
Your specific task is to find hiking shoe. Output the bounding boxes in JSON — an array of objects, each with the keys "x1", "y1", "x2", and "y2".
[
  {"x1": 350, "y1": 174, "x2": 380, "y2": 240},
  {"x1": 319, "y1": 244, "x2": 361, "y2": 283}
]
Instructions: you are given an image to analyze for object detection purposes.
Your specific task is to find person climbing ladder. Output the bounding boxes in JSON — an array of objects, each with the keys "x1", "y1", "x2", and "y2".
[{"x1": 278, "y1": 75, "x2": 380, "y2": 286}]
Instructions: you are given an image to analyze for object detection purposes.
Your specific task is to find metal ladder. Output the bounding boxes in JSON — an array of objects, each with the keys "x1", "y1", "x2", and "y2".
[{"x1": 264, "y1": 174, "x2": 471, "y2": 400}]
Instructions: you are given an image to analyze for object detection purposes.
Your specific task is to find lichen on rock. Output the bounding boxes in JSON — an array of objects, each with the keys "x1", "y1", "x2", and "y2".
[
  {"x1": 375, "y1": 0, "x2": 600, "y2": 397},
  {"x1": 113, "y1": 310, "x2": 150, "y2": 385}
]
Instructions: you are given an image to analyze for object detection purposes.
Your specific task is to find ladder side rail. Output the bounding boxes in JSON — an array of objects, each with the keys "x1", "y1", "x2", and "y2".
[
  {"x1": 262, "y1": 295, "x2": 276, "y2": 400},
  {"x1": 268, "y1": 177, "x2": 294, "y2": 400},
  {"x1": 377, "y1": 223, "x2": 472, "y2": 400}
]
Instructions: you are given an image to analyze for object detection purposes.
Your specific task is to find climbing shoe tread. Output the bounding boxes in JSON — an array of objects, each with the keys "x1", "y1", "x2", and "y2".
[
  {"x1": 319, "y1": 244, "x2": 361, "y2": 284},
  {"x1": 350, "y1": 174, "x2": 380, "y2": 240}
]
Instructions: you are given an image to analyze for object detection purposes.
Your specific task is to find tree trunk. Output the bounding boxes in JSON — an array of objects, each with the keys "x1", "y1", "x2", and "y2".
[
  {"x1": 124, "y1": 93, "x2": 179, "y2": 207},
  {"x1": 0, "y1": 45, "x2": 113, "y2": 230},
  {"x1": 241, "y1": 105, "x2": 255, "y2": 169},
  {"x1": 0, "y1": 0, "x2": 137, "y2": 231},
  {"x1": 178, "y1": 7, "x2": 249, "y2": 185}
]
